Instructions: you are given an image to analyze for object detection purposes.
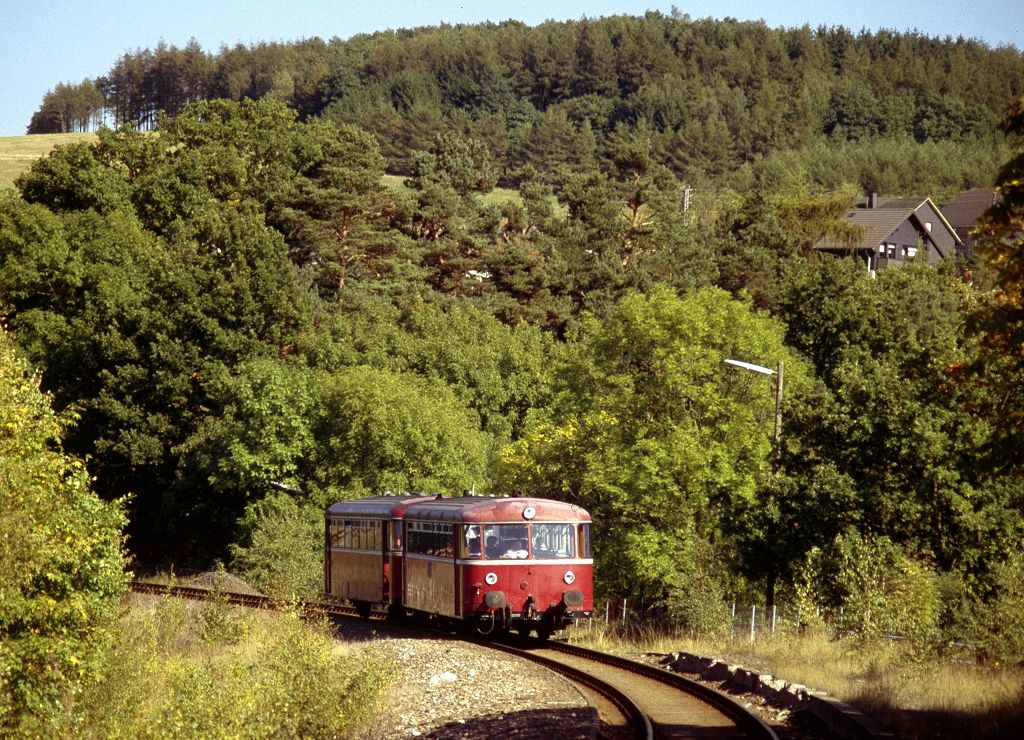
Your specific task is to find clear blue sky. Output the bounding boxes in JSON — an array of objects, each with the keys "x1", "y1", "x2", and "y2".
[{"x1": 1, "y1": 1, "x2": 1021, "y2": 137}]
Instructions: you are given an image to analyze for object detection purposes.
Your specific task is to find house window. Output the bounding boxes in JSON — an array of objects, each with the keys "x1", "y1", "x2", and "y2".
[
  {"x1": 886, "y1": 244, "x2": 896, "y2": 258},
  {"x1": 907, "y1": 246, "x2": 918, "y2": 258},
  {"x1": 924, "y1": 221, "x2": 932, "y2": 232}
]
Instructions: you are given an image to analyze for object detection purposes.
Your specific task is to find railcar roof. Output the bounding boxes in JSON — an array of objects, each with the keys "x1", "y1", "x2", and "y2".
[
  {"x1": 402, "y1": 496, "x2": 590, "y2": 523},
  {"x1": 326, "y1": 494, "x2": 438, "y2": 518}
]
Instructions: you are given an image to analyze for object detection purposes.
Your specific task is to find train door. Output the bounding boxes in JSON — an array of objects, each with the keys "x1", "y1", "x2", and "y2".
[{"x1": 386, "y1": 518, "x2": 404, "y2": 606}]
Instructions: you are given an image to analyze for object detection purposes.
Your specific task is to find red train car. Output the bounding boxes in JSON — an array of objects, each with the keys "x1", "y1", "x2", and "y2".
[{"x1": 324, "y1": 494, "x2": 593, "y2": 637}]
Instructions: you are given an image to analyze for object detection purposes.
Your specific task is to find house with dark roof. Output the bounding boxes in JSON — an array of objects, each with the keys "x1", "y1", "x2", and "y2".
[
  {"x1": 815, "y1": 194, "x2": 960, "y2": 274},
  {"x1": 941, "y1": 187, "x2": 999, "y2": 257}
]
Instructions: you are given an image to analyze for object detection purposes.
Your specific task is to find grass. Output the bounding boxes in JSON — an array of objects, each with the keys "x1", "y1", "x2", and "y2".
[
  {"x1": 0, "y1": 133, "x2": 95, "y2": 190},
  {"x1": 61, "y1": 592, "x2": 398, "y2": 738},
  {"x1": 382, "y1": 172, "x2": 525, "y2": 208},
  {"x1": 1, "y1": 137, "x2": 527, "y2": 210},
  {"x1": 568, "y1": 624, "x2": 1024, "y2": 739}
]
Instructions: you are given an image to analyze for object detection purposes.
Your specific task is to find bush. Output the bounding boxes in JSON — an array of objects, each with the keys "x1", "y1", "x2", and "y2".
[
  {"x1": 230, "y1": 491, "x2": 323, "y2": 600},
  {"x1": 0, "y1": 327, "x2": 128, "y2": 734},
  {"x1": 71, "y1": 596, "x2": 396, "y2": 738},
  {"x1": 972, "y1": 551, "x2": 1024, "y2": 665},
  {"x1": 796, "y1": 529, "x2": 941, "y2": 645}
]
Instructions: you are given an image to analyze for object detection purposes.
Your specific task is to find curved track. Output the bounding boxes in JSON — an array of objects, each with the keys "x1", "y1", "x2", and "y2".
[
  {"x1": 130, "y1": 581, "x2": 777, "y2": 739},
  {"x1": 487, "y1": 637, "x2": 778, "y2": 740}
]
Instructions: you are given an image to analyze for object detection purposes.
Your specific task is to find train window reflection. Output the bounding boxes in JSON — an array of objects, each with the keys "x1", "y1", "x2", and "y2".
[
  {"x1": 462, "y1": 525, "x2": 482, "y2": 558},
  {"x1": 532, "y1": 523, "x2": 575, "y2": 559}
]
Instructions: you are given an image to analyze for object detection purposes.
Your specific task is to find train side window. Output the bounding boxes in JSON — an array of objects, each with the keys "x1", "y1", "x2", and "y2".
[
  {"x1": 578, "y1": 523, "x2": 591, "y2": 559},
  {"x1": 391, "y1": 521, "x2": 403, "y2": 550},
  {"x1": 406, "y1": 521, "x2": 453, "y2": 556}
]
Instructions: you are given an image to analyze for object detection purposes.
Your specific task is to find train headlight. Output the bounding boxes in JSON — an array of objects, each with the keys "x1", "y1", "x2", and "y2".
[
  {"x1": 484, "y1": 591, "x2": 506, "y2": 609},
  {"x1": 485, "y1": 572, "x2": 498, "y2": 585},
  {"x1": 563, "y1": 570, "x2": 576, "y2": 585},
  {"x1": 563, "y1": 589, "x2": 584, "y2": 607}
]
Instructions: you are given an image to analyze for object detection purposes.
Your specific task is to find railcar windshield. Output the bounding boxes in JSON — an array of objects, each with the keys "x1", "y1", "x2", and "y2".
[
  {"x1": 461, "y1": 522, "x2": 584, "y2": 560},
  {"x1": 531, "y1": 523, "x2": 576, "y2": 559}
]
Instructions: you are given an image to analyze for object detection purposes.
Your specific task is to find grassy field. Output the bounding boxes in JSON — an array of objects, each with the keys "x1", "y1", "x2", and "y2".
[
  {"x1": 1, "y1": 136, "x2": 524, "y2": 208},
  {"x1": 573, "y1": 626, "x2": 1024, "y2": 739},
  {"x1": 383, "y1": 172, "x2": 523, "y2": 207},
  {"x1": 0, "y1": 133, "x2": 95, "y2": 190}
]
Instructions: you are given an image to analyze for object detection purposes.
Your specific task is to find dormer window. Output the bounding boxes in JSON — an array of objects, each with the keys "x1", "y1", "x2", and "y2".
[
  {"x1": 907, "y1": 246, "x2": 918, "y2": 258},
  {"x1": 925, "y1": 221, "x2": 932, "y2": 232}
]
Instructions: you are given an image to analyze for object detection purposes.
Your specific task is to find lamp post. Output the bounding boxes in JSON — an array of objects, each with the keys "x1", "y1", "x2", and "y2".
[
  {"x1": 724, "y1": 357, "x2": 784, "y2": 613},
  {"x1": 724, "y1": 358, "x2": 783, "y2": 448}
]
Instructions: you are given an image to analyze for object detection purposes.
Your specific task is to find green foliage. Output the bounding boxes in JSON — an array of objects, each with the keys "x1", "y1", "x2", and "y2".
[
  {"x1": 775, "y1": 257, "x2": 1005, "y2": 578},
  {"x1": 27, "y1": 80, "x2": 105, "y2": 134},
  {"x1": 230, "y1": 492, "x2": 323, "y2": 600},
  {"x1": 796, "y1": 530, "x2": 941, "y2": 645},
  {"x1": 63, "y1": 16, "x2": 1020, "y2": 188},
  {"x1": 407, "y1": 131, "x2": 498, "y2": 196},
  {"x1": 310, "y1": 365, "x2": 490, "y2": 496},
  {"x1": 971, "y1": 551, "x2": 1024, "y2": 665},
  {"x1": 0, "y1": 326, "x2": 128, "y2": 734},
  {"x1": 966, "y1": 96, "x2": 1024, "y2": 476},
  {"x1": 497, "y1": 285, "x2": 807, "y2": 604},
  {"x1": 340, "y1": 299, "x2": 554, "y2": 441},
  {"x1": 179, "y1": 358, "x2": 315, "y2": 500}
]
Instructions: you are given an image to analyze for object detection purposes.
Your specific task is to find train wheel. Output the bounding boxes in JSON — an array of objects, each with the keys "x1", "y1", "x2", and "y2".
[{"x1": 352, "y1": 600, "x2": 372, "y2": 618}]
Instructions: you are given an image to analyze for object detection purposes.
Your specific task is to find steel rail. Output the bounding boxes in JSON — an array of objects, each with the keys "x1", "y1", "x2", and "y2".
[
  {"x1": 535, "y1": 639, "x2": 779, "y2": 740},
  {"x1": 482, "y1": 637, "x2": 653, "y2": 739}
]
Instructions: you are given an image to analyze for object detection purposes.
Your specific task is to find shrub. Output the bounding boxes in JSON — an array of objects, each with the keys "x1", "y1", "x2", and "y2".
[
  {"x1": 71, "y1": 597, "x2": 396, "y2": 738},
  {"x1": 796, "y1": 529, "x2": 941, "y2": 645},
  {"x1": 972, "y1": 551, "x2": 1024, "y2": 665},
  {"x1": 229, "y1": 491, "x2": 323, "y2": 600},
  {"x1": 0, "y1": 327, "x2": 128, "y2": 734}
]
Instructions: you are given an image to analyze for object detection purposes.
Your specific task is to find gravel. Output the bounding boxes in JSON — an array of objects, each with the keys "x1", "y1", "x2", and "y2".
[
  {"x1": 335, "y1": 615, "x2": 831, "y2": 739},
  {"x1": 334, "y1": 620, "x2": 597, "y2": 739}
]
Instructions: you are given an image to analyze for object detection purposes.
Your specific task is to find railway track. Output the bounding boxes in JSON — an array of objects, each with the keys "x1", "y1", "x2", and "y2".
[
  {"x1": 130, "y1": 580, "x2": 778, "y2": 739},
  {"x1": 488, "y1": 636, "x2": 778, "y2": 740}
]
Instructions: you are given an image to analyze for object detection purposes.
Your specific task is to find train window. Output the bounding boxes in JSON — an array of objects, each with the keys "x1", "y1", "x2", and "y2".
[
  {"x1": 462, "y1": 525, "x2": 482, "y2": 559},
  {"x1": 334, "y1": 519, "x2": 382, "y2": 551},
  {"x1": 391, "y1": 521, "x2": 403, "y2": 550},
  {"x1": 482, "y1": 524, "x2": 529, "y2": 559},
  {"x1": 578, "y1": 523, "x2": 591, "y2": 559},
  {"x1": 531, "y1": 523, "x2": 575, "y2": 559},
  {"x1": 407, "y1": 521, "x2": 454, "y2": 557}
]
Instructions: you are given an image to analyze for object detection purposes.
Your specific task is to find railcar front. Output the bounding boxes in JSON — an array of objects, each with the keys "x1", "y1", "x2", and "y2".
[{"x1": 403, "y1": 496, "x2": 593, "y2": 637}]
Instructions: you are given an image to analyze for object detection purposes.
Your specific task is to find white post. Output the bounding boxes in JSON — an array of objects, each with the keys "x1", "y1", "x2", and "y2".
[
  {"x1": 750, "y1": 605, "x2": 757, "y2": 641},
  {"x1": 771, "y1": 605, "x2": 777, "y2": 635},
  {"x1": 622, "y1": 598, "x2": 628, "y2": 625}
]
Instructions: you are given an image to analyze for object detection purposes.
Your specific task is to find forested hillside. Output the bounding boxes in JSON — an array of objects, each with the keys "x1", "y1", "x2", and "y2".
[
  {"x1": 5, "y1": 13, "x2": 1024, "y2": 729},
  {"x1": 28, "y1": 13, "x2": 1023, "y2": 194}
]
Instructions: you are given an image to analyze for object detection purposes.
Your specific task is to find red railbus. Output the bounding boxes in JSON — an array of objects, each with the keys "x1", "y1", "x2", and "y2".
[{"x1": 325, "y1": 494, "x2": 593, "y2": 637}]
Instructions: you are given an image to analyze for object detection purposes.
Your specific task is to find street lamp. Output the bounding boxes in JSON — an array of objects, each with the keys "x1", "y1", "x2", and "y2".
[
  {"x1": 725, "y1": 358, "x2": 785, "y2": 612},
  {"x1": 724, "y1": 358, "x2": 783, "y2": 447}
]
